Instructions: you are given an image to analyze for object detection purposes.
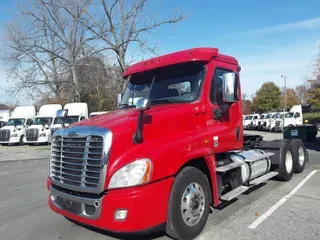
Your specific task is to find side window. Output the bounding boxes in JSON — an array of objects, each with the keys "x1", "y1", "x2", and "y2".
[
  {"x1": 254, "y1": 116, "x2": 258, "y2": 120},
  {"x1": 210, "y1": 68, "x2": 233, "y2": 104},
  {"x1": 80, "y1": 116, "x2": 85, "y2": 121},
  {"x1": 295, "y1": 112, "x2": 300, "y2": 118}
]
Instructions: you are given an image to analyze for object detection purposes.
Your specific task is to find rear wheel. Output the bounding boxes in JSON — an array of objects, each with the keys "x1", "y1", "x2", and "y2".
[
  {"x1": 290, "y1": 139, "x2": 307, "y2": 173},
  {"x1": 275, "y1": 141, "x2": 294, "y2": 182},
  {"x1": 165, "y1": 167, "x2": 211, "y2": 240}
]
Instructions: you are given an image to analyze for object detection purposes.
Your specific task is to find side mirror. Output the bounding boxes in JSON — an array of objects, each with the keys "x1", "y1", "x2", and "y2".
[
  {"x1": 117, "y1": 93, "x2": 123, "y2": 106},
  {"x1": 44, "y1": 124, "x2": 49, "y2": 129},
  {"x1": 56, "y1": 109, "x2": 68, "y2": 118},
  {"x1": 222, "y1": 72, "x2": 238, "y2": 102},
  {"x1": 136, "y1": 98, "x2": 151, "y2": 111}
]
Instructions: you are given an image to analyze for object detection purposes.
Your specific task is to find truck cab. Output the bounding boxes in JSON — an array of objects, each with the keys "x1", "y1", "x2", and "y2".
[
  {"x1": 25, "y1": 104, "x2": 62, "y2": 145},
  {"x1": 50, "y1": 102, "x2": 88, "y2": 136},
  {"x1": 243, "y1": 114, "x2": 259, "y2": 129},
  {"x1": 283, "y1": 105, "x2": 303, "y2": 128},
  {"x1": 0, "y1": 110, "x2": 10, "y2": 128},
  {"x1": 0, "y1": 106, "x2": 35, "y2": 145},
  {"x1": 47, "y1": 48, "x2": 307, "y2": 240},
  {"x1": 263, "y1": 112, "x2": 278, "y2": 131},
  {"x1": 257, "y1": 113, "x2": 266, "y2": 130}
]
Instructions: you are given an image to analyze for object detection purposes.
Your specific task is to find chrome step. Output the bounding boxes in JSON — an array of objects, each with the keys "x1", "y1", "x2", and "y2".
[
  {"x1": 216, "y1": 161, "x2": 244, "y2": 172},
  {"x1": 249, "y1": 171, "x2": 278, "y2": 185},
  {"x1": 244, "y1": 152, "x2": 275, "y2": 163},
  {"x1": 220, "y1": 186, "x2": 249, "y2": 201}
]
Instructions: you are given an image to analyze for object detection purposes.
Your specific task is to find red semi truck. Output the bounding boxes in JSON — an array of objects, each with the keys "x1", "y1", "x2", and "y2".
[{"x1": 47, "y1": 48, "x2": 308, "y2": 240}]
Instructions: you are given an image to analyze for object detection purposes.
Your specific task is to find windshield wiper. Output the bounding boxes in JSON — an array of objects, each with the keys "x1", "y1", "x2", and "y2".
[{"x1": 151, "y1": 99, "x2": 176, "y2": 105}]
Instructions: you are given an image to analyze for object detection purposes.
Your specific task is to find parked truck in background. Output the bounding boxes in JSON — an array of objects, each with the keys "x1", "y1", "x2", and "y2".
[
  {"x1": 262, "y1": 112, "x2": 279, "y2": 131},
  {"x1": 243, "y1": 113, "x2": 259, "y2": 129},
  {"x1": 0, "y1": 106, "x2": 36, "y2": 145},
  {"x1": 25, "y1": 104, "x2": 62, "y2": 145},
  {"x1": 50, "y1": 103, "x2": 88, "y2": 137},
  {"x1": 275, "y1": 105, "x2": 303, "y2": 132},
  {"x1": 47, "y1": 48, "x2": 308, "y2": 240},
  {"x1": 0, "y1": 110, "x2": 10, "y2": 128}
]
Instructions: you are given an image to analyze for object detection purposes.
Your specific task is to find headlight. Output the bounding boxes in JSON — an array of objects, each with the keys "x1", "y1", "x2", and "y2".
[
  {"x1": 11, "y1": 133, "x2": 18, "y2": 137},
  {"x1": 40, "y1": 133, "x2": 46, "y2": 137},
  {"x1": 108, "y1": 158, "x2": 152, "y2": 189}
]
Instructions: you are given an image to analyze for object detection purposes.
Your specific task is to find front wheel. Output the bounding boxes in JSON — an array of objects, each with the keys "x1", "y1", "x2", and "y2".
[
  {"x1": 19, "y1": 135, "x2": 25, "y2": 146},
  {"x1": 165, "y1": 167, "x2": 211, "y2": 240}
]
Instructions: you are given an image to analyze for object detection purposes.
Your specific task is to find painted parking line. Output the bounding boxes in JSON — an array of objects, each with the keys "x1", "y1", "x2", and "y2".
[{"x1": 248, "y1": 170, "x2": 318, "y2": 229}]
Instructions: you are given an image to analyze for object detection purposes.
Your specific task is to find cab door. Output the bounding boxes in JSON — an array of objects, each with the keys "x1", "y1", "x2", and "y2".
[{"x1": 204, "y1": 60, "x2": 242, "y2": 153}]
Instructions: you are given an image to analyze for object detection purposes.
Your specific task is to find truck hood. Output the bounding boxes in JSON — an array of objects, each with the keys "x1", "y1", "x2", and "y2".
[
  {"x1": 73, "y1": 104, "x2": 196, "y2": 139},
  {"x1": 1, "y1": 125, "x2": 23, "y2": 131}
]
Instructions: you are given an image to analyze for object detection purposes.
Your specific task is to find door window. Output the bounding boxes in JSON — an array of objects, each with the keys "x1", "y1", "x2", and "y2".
[{"x1": 210, "y1": 68, "x2": 234, "y2": 104}]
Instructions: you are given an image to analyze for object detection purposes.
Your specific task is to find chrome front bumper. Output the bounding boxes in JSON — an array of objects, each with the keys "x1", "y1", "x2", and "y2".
[{"x1": 50, "y1": 186, "x2": 102, "y2": 219}]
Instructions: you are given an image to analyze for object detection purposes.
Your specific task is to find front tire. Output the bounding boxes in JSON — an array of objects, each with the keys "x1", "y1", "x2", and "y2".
[
  {"x1": 19, "y1": 135, "x2": 25, "y2": 146},
  {"x1": 165, "y1": 167, "x2": 211, "y2": 240}
]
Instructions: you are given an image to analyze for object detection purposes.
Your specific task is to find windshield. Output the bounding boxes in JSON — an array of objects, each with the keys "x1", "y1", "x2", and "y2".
[
  {"x1": 259, "y1": 115, "x2": 265, "y2": 119},
  {"x1": 7, "y1": 118, "x2": 25, "y2": 126},
  {"x1": 265, "y1": 114, "x2": 271, "y2": 119},
  {"x1": 245, "y1": 116, "x2": 253, "y2": 120},
  {"x1": 120, "y1": 62, "x2": 205, "y2": 108},
  {"x1": 54, "y1": 116, "x2": 79, "y2": 125},
  {"x1": 33, "y1": 117, "x2": 53, "y2": 125},
  {"x1": 285, "y1": 112, "x2": 294, "y2": 118}
]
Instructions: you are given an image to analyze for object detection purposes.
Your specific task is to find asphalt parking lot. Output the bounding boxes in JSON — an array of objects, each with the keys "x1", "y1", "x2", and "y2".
[{"x1": 0, "y1": 132, "x2": 320, "y2": 240}]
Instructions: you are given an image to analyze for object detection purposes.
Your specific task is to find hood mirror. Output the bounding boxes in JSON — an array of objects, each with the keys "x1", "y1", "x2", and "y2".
[
  {"x1": 117, "y1": 93, "x2": 123, "y2": 107},
  {"x1": 136, "y1": 98, "x2": 151, "y2": 111}
]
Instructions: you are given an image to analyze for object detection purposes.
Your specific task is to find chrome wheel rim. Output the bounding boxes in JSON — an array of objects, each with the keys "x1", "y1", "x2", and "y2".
[
  {"x1": 285, "y1": 151, "x2": 293, "y2": 173},
  {"x1": 181, "y1": 182, "x2": 205, "y2": 226},
  {"x1": 298, "y1": 147, "x2": 305, "y2": 166}
]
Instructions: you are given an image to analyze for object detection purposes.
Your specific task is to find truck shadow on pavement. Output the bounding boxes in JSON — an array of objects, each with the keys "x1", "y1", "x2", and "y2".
[
  {"x1": 77, "y1": 223, "x2": 166, "y2": 240},
  {"x1": 304, "y1": 137, "x2": 320, "y2": 152}
]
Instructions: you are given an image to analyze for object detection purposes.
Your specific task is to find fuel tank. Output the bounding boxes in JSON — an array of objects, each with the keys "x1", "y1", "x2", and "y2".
[{"x1": 230, "y1": 149, "x2": 271, "y2": 184}]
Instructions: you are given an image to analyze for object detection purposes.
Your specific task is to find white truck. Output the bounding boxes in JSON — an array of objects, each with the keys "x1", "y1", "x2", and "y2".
[
  {"x1": 50, "y1": 102, "x2": 88, "y2": 136},
  {"x1": 275, "y1": 105, "x2": 303, "y2": 131},
  {"x1": 243, "y1": 114, "x2": 259, "y2": 130},
  {"x1": 262, "y1": 112, "x2": 279, "y2": 131},
  {"x1": 0, "y1": 110, "x2": 10, "y2": 128},
  {"x1": 25, "y1": 104, "x2": 62, "y2": 145},
  {"x1": 257, "y1": 113, "x2": 266, "y2": 130},
  {"x1": 0, "y1": 106, "x2": 36, "y2": 145}
]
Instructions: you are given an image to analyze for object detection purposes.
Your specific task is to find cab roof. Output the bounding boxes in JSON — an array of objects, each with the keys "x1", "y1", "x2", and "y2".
[{"x1": 123, "y1": 47, "x2": 238, "y2": 77}]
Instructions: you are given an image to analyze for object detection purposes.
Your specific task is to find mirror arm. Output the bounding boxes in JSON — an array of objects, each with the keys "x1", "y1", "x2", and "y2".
[{"x1": 133, "y1": 110, "x2": 144, "y2": 144}]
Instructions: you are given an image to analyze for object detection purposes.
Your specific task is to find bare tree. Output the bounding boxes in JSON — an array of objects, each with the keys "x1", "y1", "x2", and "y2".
[
  {"x1": 3, "y1": 21, "x2": 68, "y2": 100},
  {"x1": 2, "y1": 0, "x2": 94, "y2": 101},
  {"x1": 60, "y1": 0, "x2": 184, "y2": 76}
]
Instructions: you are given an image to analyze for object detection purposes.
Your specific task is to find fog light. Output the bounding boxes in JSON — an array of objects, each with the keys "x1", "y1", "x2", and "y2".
[{"x1": 115, "y1": 209, "x2": 128, "y2": 220}]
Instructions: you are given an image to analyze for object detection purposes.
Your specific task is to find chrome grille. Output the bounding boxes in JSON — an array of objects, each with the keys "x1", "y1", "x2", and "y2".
[
  {"x1": 49, "y1": 126, "x2": 112, "y2": 194},
  {"x1": 0, "y1": 129, "x2": 10, "y2": 141},
  {"x1": 26, "y1": 128, "x2": 39, "y2": 141}
]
